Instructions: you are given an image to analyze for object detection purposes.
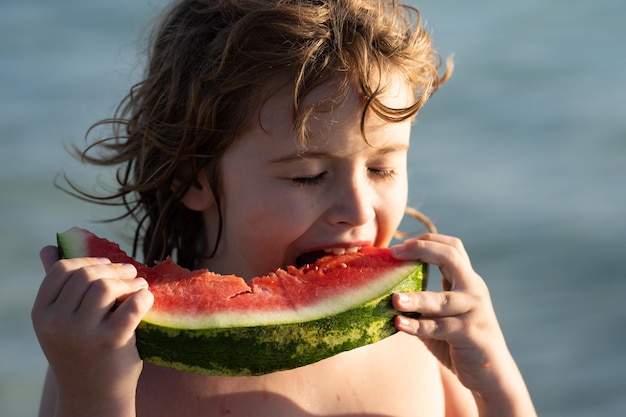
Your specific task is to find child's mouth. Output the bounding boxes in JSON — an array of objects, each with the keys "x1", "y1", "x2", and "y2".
[{"x1": 295, "y1": 247, "x2": 361, "y2": 268}]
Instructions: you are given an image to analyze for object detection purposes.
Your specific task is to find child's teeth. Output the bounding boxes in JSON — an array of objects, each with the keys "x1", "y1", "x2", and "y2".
[{"x1": 323, "y1": 247, "x2": 361, "y2": 255}]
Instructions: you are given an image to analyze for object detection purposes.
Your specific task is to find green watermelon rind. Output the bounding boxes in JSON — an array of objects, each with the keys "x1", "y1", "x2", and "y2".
[
  {"x1": 136, "y1": 266, "x2": 423, "y2": 376},
  {"x1": 57, "y1": 232, "x2": 88, "y2": 260}
]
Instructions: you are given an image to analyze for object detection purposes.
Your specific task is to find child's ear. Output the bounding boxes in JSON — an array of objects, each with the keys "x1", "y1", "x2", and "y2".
[{"x1": 172, "y1": 165, "x2": 216, "y2": 211}]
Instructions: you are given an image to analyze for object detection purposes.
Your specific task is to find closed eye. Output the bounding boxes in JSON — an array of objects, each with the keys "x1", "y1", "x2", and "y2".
[
  {"x1": 291, "y1": 172, "x2": 327, "y2": 186},
  {"x1": 369, "y1": 168, "x2": 395, "y2": 179}
]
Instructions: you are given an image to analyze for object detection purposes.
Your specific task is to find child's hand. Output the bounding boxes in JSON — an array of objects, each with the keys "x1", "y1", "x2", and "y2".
[
  {"x1": 390, "y1": 234, "x2": 532, "y2": 407},
  {"x1": 32, "y1": 245, "x2": 154, "y2": 414}
]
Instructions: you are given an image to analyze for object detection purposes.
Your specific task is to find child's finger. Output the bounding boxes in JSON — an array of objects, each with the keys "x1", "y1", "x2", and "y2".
[
  {"x1": 39, "y1": 246, "x2": 60, "y2": 274},
  {"x1": 50, "y1": 262, "x2": 138, "y2": 313},
  {"x1": 392, "y1": 291, "x2": 476, "y2": 318},
  {"x1": 391, "y1": 235, "x2": 481, "y2": 291},
  {"x1": 106, "y1": 287, "x2": 154, "y2": 340},
  {"x1": 393, "y1": 290, "x2": 479, "y2": 341},
  {"x1": 392, "y1": 233, "x2": 470, "y2": 261},
  {"x1": 34, "y1": 258, "x2": 109, "y2": 314},
  {"x1": 417, "y1": 233, "x2": 471, "y2": 263},
  {"x1": 77, "y1": 276, "x2": 148, "y2": 321},
  {"x1": 394, "y1": 314, "x2": 465, "y2": 341},
  {"x1": 35, "y1": 259, "x2": 135, "y2": 314}
]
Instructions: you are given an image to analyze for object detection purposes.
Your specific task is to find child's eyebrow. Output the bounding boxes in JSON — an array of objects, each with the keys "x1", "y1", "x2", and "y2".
[{"x1": 269, "y1": 143, "x2": 409, "y2": 164}]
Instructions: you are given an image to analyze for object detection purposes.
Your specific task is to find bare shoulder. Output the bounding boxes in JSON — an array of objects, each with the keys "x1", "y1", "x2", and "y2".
[{"x1": 137, "y1": 333, "x2": 448, "y2": 417}]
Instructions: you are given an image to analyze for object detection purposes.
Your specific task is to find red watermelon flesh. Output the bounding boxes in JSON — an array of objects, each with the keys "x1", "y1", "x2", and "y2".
[{"x1": 58, "y1": 227, "x2": 423, "y2": 328}]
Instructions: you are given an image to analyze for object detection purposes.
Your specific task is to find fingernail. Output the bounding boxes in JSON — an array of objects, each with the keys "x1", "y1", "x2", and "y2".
[
  {"x1": 396, "y1": 315, "x2": 410, "y2": 327},
  {"x1": 122, "y1": 263, "x2": 137, "y2": 275},
  {"x1": 396, "y1": 292, "x2": 409, "y2": 304},
  {"x1": 97, "y1": 257, "x2": 111, "y2": 264},
  {"x1": 134, "y1": 277, "x2": 149, "y2": 289},
  {"x1": 391, "y1": 245, "x2": 406, "y2": 256}
]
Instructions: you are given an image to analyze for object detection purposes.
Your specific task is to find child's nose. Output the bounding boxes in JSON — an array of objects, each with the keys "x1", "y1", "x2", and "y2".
[{"x1": 326, "y1": 177, "x2": 375, "y2": 227}]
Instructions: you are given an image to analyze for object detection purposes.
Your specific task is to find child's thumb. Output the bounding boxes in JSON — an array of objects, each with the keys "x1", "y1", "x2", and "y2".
[{"x1": 39, "y1": 245, "x2": 60, "y2": 274}]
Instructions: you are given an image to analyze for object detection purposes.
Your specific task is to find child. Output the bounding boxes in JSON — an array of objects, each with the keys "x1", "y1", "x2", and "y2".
[{"x1": 32, "y1": 0, "x2": 537, "y2": 415}]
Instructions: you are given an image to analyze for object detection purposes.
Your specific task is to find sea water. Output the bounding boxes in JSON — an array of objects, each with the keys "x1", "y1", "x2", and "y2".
[{"x1": 1, "y1": 0, "x2": 625, "y2": 415}]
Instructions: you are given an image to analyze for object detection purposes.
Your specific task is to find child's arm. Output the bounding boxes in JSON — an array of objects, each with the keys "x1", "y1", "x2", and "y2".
[
  {"x1": 32, "y1": 246, "x2": 154, "y2": 417},
  {"x1": 390, "y1": 234, "x2": 537, "y2": 417}
]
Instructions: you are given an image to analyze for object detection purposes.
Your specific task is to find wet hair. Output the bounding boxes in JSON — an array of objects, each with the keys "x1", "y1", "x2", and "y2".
[{"x1": 66, "y1": 0, "x2": 451, "y2": 267}]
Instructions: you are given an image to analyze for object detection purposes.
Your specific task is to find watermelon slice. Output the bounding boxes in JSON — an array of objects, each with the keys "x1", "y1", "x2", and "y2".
[{"x1": 57, "y1": 227, "x2": 426, "y2": 376}]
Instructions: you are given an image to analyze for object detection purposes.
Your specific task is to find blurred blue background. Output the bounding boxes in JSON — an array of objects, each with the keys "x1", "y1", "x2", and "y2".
[{"x1": 1, "y1": 0, "x2": 624, "y2": 416}]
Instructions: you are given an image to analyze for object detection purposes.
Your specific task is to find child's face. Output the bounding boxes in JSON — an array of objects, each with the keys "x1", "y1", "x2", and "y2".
[{"x1": 202, "y1": 76, "x2": 412, "y2": 279}]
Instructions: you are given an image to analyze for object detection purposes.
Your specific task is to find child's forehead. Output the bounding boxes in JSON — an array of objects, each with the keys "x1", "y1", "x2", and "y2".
[
  {"x1": 255, "y1": 72, "x2": 414, "y2": 131},
  {"x1": 245, "y1": 85, "x2": 411, "y2": 155}
]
